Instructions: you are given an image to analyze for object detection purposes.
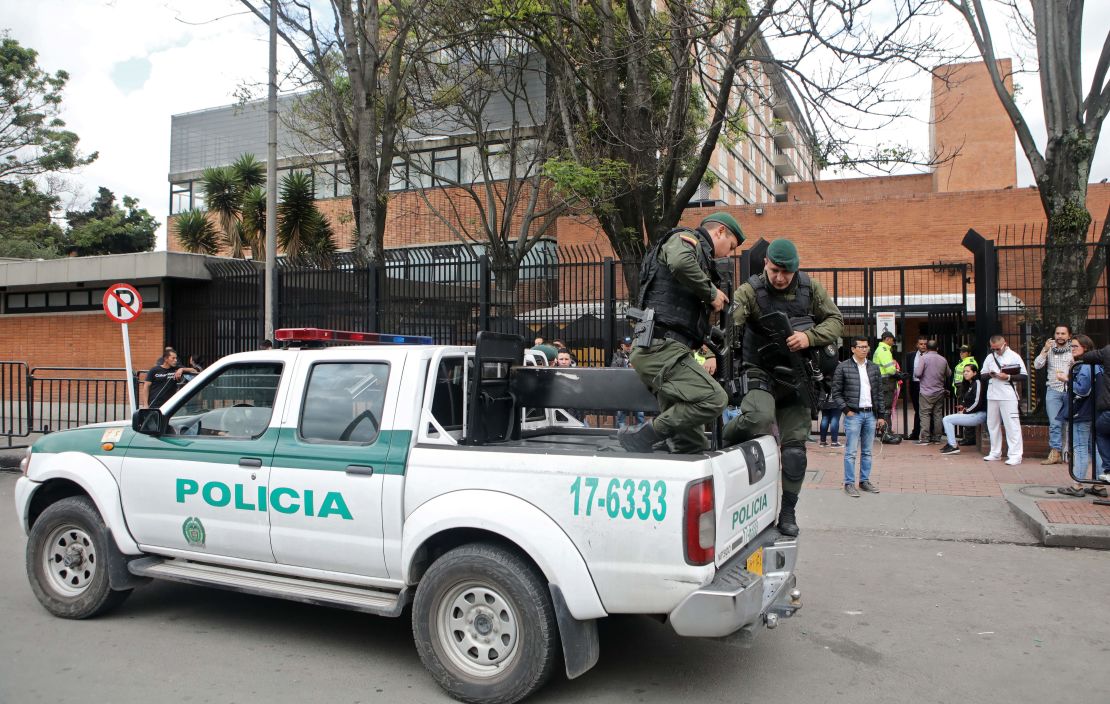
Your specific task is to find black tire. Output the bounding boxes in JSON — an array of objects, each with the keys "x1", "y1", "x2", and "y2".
[
  {"x1": 26, "y1": 496, "x2": 132, "y2": 619},
  {"x1": 412, "y1": 542, "x2": 559, "y2": 704}
]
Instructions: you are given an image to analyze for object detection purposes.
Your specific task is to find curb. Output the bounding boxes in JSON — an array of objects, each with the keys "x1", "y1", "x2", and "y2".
[{"x1": 1002, "y1": 484, "x2": 1110, "y2": 550}]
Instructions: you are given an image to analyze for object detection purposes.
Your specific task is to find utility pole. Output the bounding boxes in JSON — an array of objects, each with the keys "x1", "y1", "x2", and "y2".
[{"x1": 264, "y1": 0, "x2": 278, "y2": 340}]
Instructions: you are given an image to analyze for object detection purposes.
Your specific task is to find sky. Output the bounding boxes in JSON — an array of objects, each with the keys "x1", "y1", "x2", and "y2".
[{"x1": 2, "y1": 0, "x2": 1109, "y2": 250}]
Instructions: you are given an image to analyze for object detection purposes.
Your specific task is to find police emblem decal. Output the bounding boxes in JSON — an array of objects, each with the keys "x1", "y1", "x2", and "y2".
[{"x1": 182, "y1": 516, "x2": 206, "y2": 547}]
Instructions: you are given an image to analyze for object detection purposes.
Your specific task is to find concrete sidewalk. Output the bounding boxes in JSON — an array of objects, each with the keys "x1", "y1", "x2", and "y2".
[{"x1": 808, "y1": 438, "x2": 1110, "y2": 549}]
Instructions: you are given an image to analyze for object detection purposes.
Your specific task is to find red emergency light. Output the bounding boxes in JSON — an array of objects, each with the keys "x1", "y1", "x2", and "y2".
[{"x1": 275, "y1": 328, "x2": 434, "y2": 345}]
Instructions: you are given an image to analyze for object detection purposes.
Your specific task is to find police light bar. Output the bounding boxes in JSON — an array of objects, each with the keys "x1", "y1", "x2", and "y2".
[{"x1": 275, "y1": 328, "x2": 433, "y2": 345}]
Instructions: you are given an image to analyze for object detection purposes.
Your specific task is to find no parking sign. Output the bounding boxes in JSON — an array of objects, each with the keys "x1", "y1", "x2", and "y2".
[
  {"x1": 103, "y1": 283, "x2": 143, "y2": 413},
  {"x1": 102, "y1": 283, "x2": 143, "y2": 323}
]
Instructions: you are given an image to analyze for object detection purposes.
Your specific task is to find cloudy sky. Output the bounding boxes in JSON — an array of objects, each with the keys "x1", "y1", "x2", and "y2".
[{"x1": 2, "y1": 0, "x2": 1109, "y2": 250}]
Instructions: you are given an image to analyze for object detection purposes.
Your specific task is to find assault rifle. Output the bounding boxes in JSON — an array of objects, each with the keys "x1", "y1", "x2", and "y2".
[{"x1": 752, "y1": 310, "x2": 822, "y2": 420}]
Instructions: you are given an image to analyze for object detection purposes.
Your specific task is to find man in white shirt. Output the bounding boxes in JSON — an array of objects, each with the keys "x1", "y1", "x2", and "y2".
[{"x1": 980, "y1": 335, "x2": 1029, "y2": 465}]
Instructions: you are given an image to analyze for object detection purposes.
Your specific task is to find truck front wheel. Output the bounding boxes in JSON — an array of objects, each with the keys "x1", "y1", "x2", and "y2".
[
  {"x1": 26, "y1": 496, "x2": 132, "y2": 619},
  {"x1": 412, "y1": 542, "x2": 558, "y2": 704}
]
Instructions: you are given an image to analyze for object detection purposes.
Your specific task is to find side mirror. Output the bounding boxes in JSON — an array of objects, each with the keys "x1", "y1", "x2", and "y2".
[{"x1": 132, "y1": 408, "x2": 167, "y2": 436}]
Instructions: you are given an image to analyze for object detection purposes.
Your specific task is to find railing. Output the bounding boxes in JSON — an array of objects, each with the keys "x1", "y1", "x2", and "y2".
[
  {"x1": 0, "y1": 361, "x2": 30, "y2": 447},
  {"x1": 28, "y1": 367, "x2": 138, "y2": 434}
]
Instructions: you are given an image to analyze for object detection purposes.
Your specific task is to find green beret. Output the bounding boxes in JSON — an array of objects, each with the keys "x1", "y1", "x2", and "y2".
[
  {"x1": 700, "y1": 212, "x2": 745, "y2": 244},
  {"x1": 766, "y1": 239, "x2": 799, "y2": 272}
]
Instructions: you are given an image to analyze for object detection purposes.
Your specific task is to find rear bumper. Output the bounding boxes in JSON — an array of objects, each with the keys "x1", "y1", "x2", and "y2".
[{"x1": 668, "y1": 527, "x2": 800, "y2": 638}]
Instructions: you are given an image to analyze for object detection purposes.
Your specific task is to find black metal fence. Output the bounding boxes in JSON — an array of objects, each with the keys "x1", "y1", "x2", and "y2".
[
  {"x1": 0, "y1": 365, "x2": 140, "y2": 446},
  {"x1": 993, "y1": 221, "x2": 1108, "y2": 414}
]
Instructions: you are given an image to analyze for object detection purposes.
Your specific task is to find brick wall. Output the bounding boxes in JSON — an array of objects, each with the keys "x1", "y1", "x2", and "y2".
[
  {"x1": 168, "y1": 181, "x2": 558, "y2": 254},
  {"x1": 931, "y1": 60, "x2": 1017, "y2": 193},
  {"x1": 786, "y1": 174, "x2": 934, "y2": 202},
  {"x1": 0, "y1": 311, "x2": 165, "y2": 373},
  {"x1": 557, "y1": 183, "x2": 1110, "y2": 273}
]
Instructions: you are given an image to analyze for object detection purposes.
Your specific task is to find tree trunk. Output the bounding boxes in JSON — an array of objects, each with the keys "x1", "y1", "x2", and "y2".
[{"x1": 1038, "y1": 140, "x2": 1092, "y2": 336}]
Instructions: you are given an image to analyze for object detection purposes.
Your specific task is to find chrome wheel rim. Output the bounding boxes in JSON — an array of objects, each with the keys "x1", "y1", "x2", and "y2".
[
  {"x1": 42, "y1": 524, "x2": 97, "y2": 597},
  {"x1": 437, "y1": 580, "x2": 520, "y2": 678}
]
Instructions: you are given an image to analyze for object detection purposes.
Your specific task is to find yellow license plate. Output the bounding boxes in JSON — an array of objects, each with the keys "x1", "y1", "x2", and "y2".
[{"x1": 745, "y1": 547, "x2": 764, "y2": 576}]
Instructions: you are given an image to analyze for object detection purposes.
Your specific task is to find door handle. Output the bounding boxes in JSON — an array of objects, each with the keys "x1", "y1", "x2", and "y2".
[
  {"x1": 239, "y1": 457, "x2": 263, "y2": 468},
  {"x1": 345, "y1": 464, "x2": 375, "y2": 476}
]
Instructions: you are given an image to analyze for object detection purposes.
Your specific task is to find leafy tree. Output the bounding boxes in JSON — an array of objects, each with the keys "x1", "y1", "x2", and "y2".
[
  {"x1": 940, "y1": 0, "x2": 1110, "y2": 336},
  {"x1": 173, "y1": 209, "x2": 220, "y2": 255},
  {"x1": 240, "y1": 185, "x2": 268, "y2": 259},
  {"x1": 405, "y1": 4, "x2": 567, "y2": 290},
  {"x1": 238, "y1": 0, "x2": 431, "y2": 263},
  {"x1": 61, "y1": 187, "x2": 157, "y2": 256},
  {"x1": 277, "y1": 171, "x2": 336, "y2": 264},
  {"x1": 0, "y1": 179, "x2": 63, "y2": 258},
  {"x1": 0, "y1": 33, "x2": 96, "y2": 180}
]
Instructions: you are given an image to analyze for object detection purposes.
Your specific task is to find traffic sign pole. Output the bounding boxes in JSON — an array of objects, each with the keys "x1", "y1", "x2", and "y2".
[
  {"x1": 103, "y1": 283, "x2": 143, "y2": 416},
  {"x1": 121, "y1": 323, "x2": 136, "y2": 414}
]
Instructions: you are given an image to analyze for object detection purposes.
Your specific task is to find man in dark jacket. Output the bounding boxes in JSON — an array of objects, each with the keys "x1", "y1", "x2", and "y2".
[{"x1": 831, "y1": 336, "x2": 888, "y2": 497}]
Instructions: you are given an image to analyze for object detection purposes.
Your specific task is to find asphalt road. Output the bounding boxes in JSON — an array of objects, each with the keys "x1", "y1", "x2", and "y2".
[{"x1": 2, "y1": 472, "x2": 1108, "y2": 704}]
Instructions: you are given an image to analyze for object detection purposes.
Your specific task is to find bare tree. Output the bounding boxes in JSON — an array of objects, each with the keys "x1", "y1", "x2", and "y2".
[
  {"x1": 942, "y1": 0, "x2": 1110, "y2": 335},
  {"x1": 238, "y1": 0, "x2": 429, "y2": 262},
  {"x1": 510, "y1": 0, "x2": 950, "y2": 295},
  {"x1": 400, "y1": 11, "x2": 567, "y2": 290}
]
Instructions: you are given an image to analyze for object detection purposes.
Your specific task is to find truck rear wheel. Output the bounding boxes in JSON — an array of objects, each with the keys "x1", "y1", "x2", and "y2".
[
  {"x1": 26, "y1": 496, "x2": 131, "y2": 619},
  {"x1": 412, "y1": 542, "x2": 558, "y2": 704}
]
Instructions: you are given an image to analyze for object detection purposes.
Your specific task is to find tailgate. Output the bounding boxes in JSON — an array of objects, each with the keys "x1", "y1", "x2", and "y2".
[{"x1": 710, "y1": 436, "x2": 780, "y2": 566}]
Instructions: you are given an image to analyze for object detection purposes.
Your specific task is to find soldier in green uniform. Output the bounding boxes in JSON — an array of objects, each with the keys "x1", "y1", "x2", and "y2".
[
  {"x1": 723, "y1": 239, "x2": 844, "y2": 536},
  {"x1": 619, "y1": 213, "x2": 744, "y2": 454}
]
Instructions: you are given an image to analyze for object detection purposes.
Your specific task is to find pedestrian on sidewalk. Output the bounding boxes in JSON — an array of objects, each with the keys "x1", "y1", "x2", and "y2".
[
  {"x1": 819, "y1": 393, "x2": 843, "y2": 447},
  {"x1": 913, "y1": 339, "x2": 951, "y2": 444},
  {"x1": 1075, "y1": 337, "x2": 1110, "y2": 485},
  {"x1": 905, "y1": 336, "x2": 927, "y2": 440},
  {"x1": 1057, "y1": 334, "x2": 1106, "y2": 497},
  {"x1": 939, "y1": 364, "x2": 986, "y2": 454},
  {"x1": 952, "y1": 345, "x2": 979, "y2": 445},
  {"x1": 981, "y1": 335, "x2": 1028, "y2": 465},
  {"x1": 1034, "y1": 324, "x2": 1073, "y2": 465},
  {"x1": 873, "y1": 331, "x2": 901, "y2": 443},
  {"x1": 831, "y1": 336, "x2": 887, "y2": 497}
]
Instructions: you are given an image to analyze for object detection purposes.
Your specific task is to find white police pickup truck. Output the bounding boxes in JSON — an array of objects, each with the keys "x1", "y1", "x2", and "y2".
[{"x1": 15, "y1": 328, "x2": 800, "y2": 704}]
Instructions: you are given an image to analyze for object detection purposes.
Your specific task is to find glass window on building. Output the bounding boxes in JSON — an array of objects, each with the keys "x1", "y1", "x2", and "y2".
[
  {"x1": 336, "y1": 164, "x2": 352, "y2": 197},
  {"x1": 314, "y1": 164, "x2": 337, "y2": 199},
  {"x1": 433, "y1": 149, "x2": 459, "y2": 185},
  {"x1": 513, "y1": 139, "x2": 538, "y2": 179},
  {"x1": 170, "y1": 183, "x2": 192, "y2": 214},
  {"x1": 410, "y1": 152, "x2": 433, "y2": 189},
  {"x1": 487, "y1": 143, "x2": 510, "y2": 181},
  {"x1": 459, "y1": 146, "x2": 482, "y2": 184},
  {"x1": 389, "y1": 160, "x2": 408, "y2": 191}
]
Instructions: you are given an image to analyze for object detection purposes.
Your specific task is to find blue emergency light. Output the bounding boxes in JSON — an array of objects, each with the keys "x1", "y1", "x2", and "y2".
[{"x1": 275, "y1": 328, "x2": 434, "y2": 345}]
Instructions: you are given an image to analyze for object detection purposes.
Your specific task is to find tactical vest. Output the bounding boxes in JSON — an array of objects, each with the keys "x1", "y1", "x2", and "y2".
[
  {"x1": 638, "y1": 227, "x2": 718, "y2": 346},
  {"x1": 741, "y1": 271, "x2": 815, "y2": 369}
]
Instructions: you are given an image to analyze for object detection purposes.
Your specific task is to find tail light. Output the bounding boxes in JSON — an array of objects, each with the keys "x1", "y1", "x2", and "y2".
[
  {"x1": 20, "y1": 448, "x2": 32, "y2": 477},
  {"x1": 683, "y1": 477, "x2": 715, "y2": 565}
]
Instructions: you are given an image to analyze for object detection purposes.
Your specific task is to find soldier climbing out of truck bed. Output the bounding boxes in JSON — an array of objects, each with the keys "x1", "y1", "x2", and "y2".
[
  {"x1": 620, "y1": 213, "x2": 744, "y2": 454},
  {"x1": 722, "y1": 239, "x2": 845, "y2": 537}
]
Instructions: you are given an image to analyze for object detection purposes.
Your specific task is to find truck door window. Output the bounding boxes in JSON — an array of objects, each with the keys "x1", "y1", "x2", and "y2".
[
  {"x1": 167, "y1": 363, "x2": 282, "y2": 439},
  {"x1": 430, "y1": 357, "x2": 468, "y2": 432},
  {"x1": 300, "y1": 362, "x2": 390, "y2": 444}
]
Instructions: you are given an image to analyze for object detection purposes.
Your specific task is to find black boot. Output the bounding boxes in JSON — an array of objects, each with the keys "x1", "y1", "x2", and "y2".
[
  {"x1": 618, "y1": 421, "x2": 660, "y2": 453},
  {"x1": 777, "y1": 491, "x2": 800, "y2": 537}
]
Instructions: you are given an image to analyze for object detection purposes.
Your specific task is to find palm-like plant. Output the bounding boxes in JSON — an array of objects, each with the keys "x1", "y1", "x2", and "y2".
[
  {"x1": 200, "y1": 166, "x2": 243, "y2": 257},
  {"x1": 232, "y1": 153, "x2": 265, "y2": 192},
  {"x1": 278, "y1": 171, "x2": 336, "y2": 264},
  {"x1": 240, "y1": 185, "x2": 267, "y2": 259},
  {"x1": 173, "y1": 209, "x2": 219, "y2": 254}
]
